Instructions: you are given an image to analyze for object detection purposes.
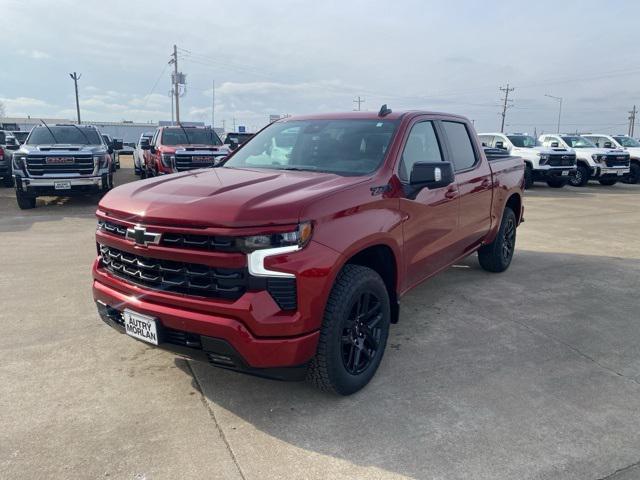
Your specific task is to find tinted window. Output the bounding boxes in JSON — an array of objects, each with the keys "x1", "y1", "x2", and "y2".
[
  {"x1": 442, "y1": 121, "x2": 477, "y2": 171},
  {"x1": 614, "y1": 136, "x2": 640, "y2": 147},
  {"x1": 26, "y1": 126, "x2": 102, "y2": 145},
  {"x1": 161, "y1": 128, "x2": 222, "y2": 146},
  {"x1": 0, "y1": 131, "x2": 5, "y2": 143},
  {"x1": 561, "y1": 136, "x2": 595, "y2": 148},
  {"x1": 399, "y1": 121, "x2": 443, "y2": 181},
  {"x1": 224, "y1": 119, "x2": 398, "y2": 176}
]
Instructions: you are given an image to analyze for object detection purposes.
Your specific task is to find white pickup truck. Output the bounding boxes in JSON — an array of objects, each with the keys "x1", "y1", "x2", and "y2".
[
  {"x1": 478, "y1": 132, "x2": 576, "y2": 188},
  {"x1": 538, "y1": 134, "x2": 630, "y2": 187},
  {"x1": 581, "y1": 134, "x2": 640, "y2": 184}
]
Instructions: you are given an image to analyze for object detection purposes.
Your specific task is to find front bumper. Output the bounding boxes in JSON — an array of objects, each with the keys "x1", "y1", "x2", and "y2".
[
  {"x1": 592, "y1": 166, "x2": 630, "y2": 178},
  {"x1": 96, "y1": 298, "x2": 313, "y2": 380},
  {"x1": 533, "y1": 167, "x2": 576, "y2": 180},
  {"x1": 14, "y1": 173, "x2": 108, "y2": 196}
]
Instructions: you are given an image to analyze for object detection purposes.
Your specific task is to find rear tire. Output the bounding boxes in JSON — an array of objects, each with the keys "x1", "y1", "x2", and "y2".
[
  {"x1": 307, "y1": 264, "x2": 391, "y2": 395},
  {"x1": 569, "y1": 164, "x2": 589, "y2": 187},
  {"x1": 546, "y1": 179, "x2": 566, "y2": 188},
  {"x1": 524, "y1": 164, "x2": 533, "y2": 189},
  {"x1": 622, "y1": 163, "x2": 639, "y2": 184},
  {"x1": 478, "y1": 207, "x2": 516, "y2": 273},
  {"x1": 16, "y1": 190, "x2": 36, "y2": 209},
  {"x1": 598, "y1": 178, "x2": 617, "y2": 186}
]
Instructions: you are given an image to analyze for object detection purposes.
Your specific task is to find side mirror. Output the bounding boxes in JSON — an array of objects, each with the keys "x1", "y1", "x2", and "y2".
[
  {"x1": 550, "y1": 142, "x2": 559, "y2": 148},
  {"x1": 495, "y1": 141, "x2": 504, "y2": 150},
  {"x1": 603, "y1": 141, "x2": 612, "y2": 148},
  {"x1": 407, "y1": 161, "x2": 455, "y2": 198},
  {"x1": 140, "y1": 138, "x2": 150, "y2": 148},
  {"x1": 113, "y1": 139, "x2": 123, "y2": 150}
]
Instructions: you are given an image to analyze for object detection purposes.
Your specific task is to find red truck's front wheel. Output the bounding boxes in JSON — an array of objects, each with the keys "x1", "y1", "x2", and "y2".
[{"x1": 307, "y1": 264, "x2": 391, "y2": 395}]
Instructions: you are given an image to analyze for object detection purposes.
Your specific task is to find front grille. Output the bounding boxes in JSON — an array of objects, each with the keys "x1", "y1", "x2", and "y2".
[
  {"x1": 26, "y1": 155, "x2": 94, "y2": 176},
  {"x1": 99, "y1": 244, "x2": 246, "y2": 300},
  {"x1": 547, "y1": 155, "x2": 576, "y2": 167},
  {"x1": 175, "y1": 154, "x2": 224, "y2": 172},
  {"x1": 605, "y1": 156, "x2": 630, "y2": 168},
  {"x1": 266, "y1": 278, "x2": 297, "y2": 310},
  {"x1": 98, "y1": 220, "x2": 239, "y2": 252}
]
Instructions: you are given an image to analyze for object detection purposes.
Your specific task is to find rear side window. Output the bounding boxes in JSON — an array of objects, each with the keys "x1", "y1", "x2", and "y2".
[
  {"x1": 399, "y1": 121, "x2": 443, "y2": 181},
  {"x1": 442, "y1": 121, "x2": 477, "y2": 171}
]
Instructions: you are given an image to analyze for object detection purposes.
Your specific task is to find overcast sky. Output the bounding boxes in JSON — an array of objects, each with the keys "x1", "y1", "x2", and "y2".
[{"x1": 2, "y1": 0, "x2": 639, "y2": 134}]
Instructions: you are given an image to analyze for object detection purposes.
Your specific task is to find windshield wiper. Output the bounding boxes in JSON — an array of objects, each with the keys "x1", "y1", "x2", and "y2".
[
  {"x1": 68, "y1": 123, "x2": 92, "y2": 144},
  {"x1": 178, "y1": 124, "x2": 192, "y2": 145},
  {"x1": 279, "y1": 165, "x2": 319, "y2": 171},
  {"x1": 39, "y1": 119, "x2": 59, "y2": 144}
]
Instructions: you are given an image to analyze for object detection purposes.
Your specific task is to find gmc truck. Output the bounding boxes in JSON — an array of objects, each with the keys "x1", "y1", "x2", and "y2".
[
  {"x1": 538, "y1": 134, "x2": 630, "y2": 186},
  {"x1": 0, "y1": 130, "x2": 19, "y2": 187},
  {"x1": 479, "y1": 132, "x2": 576, "y2": 188},
  {"x1": 93, "y1": 109, "x2": 524, "y2": 395},
  {"x1": 12, "y1": 124, "x2": 120, "y2": 209},
  {"x1": 581, "y1": 134, "x2": 640, "y2": 184},
  {"x1": 141, "y1": 126, "x2": 229, "y2": 177}
]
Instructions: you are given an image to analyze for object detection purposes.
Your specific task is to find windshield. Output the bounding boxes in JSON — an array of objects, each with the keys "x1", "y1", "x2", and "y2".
[
  {"x1": 561, "y1": 136, "x2": 595, "y2": 148},
  {"x1": 223, "y1": 119, "x2": 398, "y2": 176},
  {"x1": 507, "y1": 135, "x2": 537, "y2": 148},
  {"x1": 614, "y1": 136, "x2": 640, "y2": 147},
  {"x1": 26, "y1": 126, "x2": 102, "y2": 145},
  {"x1": 161, "y1": 128, "x2": 222, "y2": 146}
]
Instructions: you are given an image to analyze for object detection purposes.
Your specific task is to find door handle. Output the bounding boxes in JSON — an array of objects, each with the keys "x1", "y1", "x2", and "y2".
[{"x1": 444, "y1": 188, "x2": 458, "y2": 199}]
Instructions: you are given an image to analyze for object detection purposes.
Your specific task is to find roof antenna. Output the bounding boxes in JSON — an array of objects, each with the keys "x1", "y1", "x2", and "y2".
[{"x1": 378, "y1": 104, "x2": 392, "y2": 117}]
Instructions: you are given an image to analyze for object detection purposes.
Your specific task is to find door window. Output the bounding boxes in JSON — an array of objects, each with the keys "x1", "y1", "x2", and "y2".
[
  {"x1": 398, "y1": 121, "x2": 443, "y2": 181},
  {"x1": 442, "y1": 121, "x2": 477, "y2": 171}
]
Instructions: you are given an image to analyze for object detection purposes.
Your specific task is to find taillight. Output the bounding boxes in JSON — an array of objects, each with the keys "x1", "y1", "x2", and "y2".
[{"x1": 0, "y1": 147, "x2": 4, "y2": 160}]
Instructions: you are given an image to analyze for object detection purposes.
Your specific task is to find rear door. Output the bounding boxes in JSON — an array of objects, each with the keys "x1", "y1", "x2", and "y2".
[
  {"x1": 398, "y1": 117, "x2": 460, "y2": 288},
  {"x1": 440, "y1": 120, "x2": 493, "y2": 253}
]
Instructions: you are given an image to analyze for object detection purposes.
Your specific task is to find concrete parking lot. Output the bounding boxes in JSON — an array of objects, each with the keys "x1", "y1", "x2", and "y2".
[{"x1": 1, "y1": 156, "x2": 639, "y2": 480}]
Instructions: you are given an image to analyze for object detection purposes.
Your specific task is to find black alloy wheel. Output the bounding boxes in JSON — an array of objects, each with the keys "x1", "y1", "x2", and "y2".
[{"x1": 341, "y1": 291, "x2": 383, "y2": 375}]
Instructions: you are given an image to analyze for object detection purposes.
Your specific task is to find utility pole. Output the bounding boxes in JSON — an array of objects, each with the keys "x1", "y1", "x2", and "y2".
[
  {"x1": 168, "y1": 88, "x2": 174, "y2": 124},
  {"x1": 353, "y1": 96, "x2": 365, "y2": 111},
  {"x1": 69, "y1": 72, "x2": 82, "y2": 124},
  {"x1": 211, "y1": 80, "x2": 215, "y2": 128},
  {"x1": 628, "y1": 105, "x2": 637, "y2": 137},
  {"x1": 222, "y1": 119, "x2": 226, "y2": 132},
  {"x1": 545, "y1": 94, "x2": 563, "y2": 133},
  {"x1": 499, "y1": 83, "x2": 514, "y2": 133},
  {"x1": 233, "y1": 117, "x2": 236, "y2": 132},
  {"x1": 170, "y1": 45, "x2": 180, "y2": 124}
]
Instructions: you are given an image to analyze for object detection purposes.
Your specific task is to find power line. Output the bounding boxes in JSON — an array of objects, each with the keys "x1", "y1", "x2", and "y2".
[{"x1": 499, "y1": 83, "x2": 514, "y2": 133}]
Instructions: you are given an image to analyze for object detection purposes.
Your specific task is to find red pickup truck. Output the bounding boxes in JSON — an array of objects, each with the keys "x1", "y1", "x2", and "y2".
[
  {"x1": 93, "y1": 108, "x2": 524, "y2": 395},
  {"x1": 141, "y1": 126, "x2": 229, "y2": 177}
]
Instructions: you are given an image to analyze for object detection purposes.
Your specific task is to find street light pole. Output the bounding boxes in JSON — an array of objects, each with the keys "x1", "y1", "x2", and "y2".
[{"x1": 545, "y1": 94, "x2": 563, "y2": 133}]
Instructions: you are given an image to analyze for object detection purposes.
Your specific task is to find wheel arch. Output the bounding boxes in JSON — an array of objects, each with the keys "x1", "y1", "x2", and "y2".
[
  {"x1": 505, "y1": 192, "x2": 522, "y2": 224},
  {"x1": 342, "y1": 244, "x2": 400, "y2": 324}
]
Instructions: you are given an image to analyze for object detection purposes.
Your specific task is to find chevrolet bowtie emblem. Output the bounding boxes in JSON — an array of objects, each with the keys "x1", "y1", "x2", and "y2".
[{"x1": 126, "y1": 225, "x2": 161, "y2": 246}]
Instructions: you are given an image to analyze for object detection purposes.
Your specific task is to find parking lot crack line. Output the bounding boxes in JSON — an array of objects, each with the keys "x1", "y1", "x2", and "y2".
[
  {"x1": 187, "y1": 361, "x2": 248, "y2": 480},
  {"x1": 596, "y1": 458, "x2": 640, "y2": 480},
  {"x1": 508, "y1": 317, "x2": 640, "y2": 387}
]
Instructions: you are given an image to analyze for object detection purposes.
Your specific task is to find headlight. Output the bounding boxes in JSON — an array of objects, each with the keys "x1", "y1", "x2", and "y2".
[
  {"x1": 94, "y1": 154, "x2": 110, "y2": 168},
  {"x1": 591, "y1": 154, "x2": 604, "y2": 163},
  {"x1": 236, "y1": 222, "x2": 313, "y2": 253},
  {"x1": 13, "y1": 155, "x2": 27, "y2": 171},
  {"x1": 161, "y1": 154, "x2": 175, "y2": 168},
  {"x1": 538, "y1": 154, "x2": 550, "y2": 163}
]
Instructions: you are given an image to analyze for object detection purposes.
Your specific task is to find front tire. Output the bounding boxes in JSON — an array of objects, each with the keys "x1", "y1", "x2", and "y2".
[
  {"x1": 598, "y1": 178, "x2": 617, "y2": 186},
  {"x1": 478, "y1": 207, "x2": 516, "y2": 273},
  {"x1": 569, "y1": 165, "x2": 589, "y2": 187},
  {"x1": 524, "y1": 164, "x2": 533, "y2": 189},
  {"x1": 307, "y1": 264, "x2": 391, "y2": 395},
  {"x1": 622, "y1": 163, "x2": 639, "y2": 184},
  {"x1": 546, "y1": 179, "x2": 566, "y2": 188},
  {"x1": 16, "y1": 190, "x2": 36, "y2": 209}
]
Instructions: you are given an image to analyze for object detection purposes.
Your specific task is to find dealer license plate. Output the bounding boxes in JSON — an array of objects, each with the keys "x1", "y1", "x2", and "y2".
[
  {"x1": 193, "y1": 156, "x2": 214, "y2": 163},
  {"x1": 123, "y1": 309, "x2": 159, "y2": 345},
  {"x1": 617, "y1": 171, "x2": 624, "y2": 176},
  {"x1": 561, "y1": 170, "x2": 569, "y2": 176},
  {"x1": 54, "y1": 181, "x2": 71, "y2": 190}
]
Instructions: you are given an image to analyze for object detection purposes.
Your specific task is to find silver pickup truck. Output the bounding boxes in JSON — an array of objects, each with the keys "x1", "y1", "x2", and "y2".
[
  {"x1": 11, "y1": 124, "x2": 119, "y2": 209},
  {"x1": 0, "y1": 130, "x2": 20, "y2": 187}
]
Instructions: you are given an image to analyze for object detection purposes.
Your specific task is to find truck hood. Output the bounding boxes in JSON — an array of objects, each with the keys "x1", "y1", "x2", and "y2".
[
  {"x1": 621, "y1": 146, "x2": 640, "y2": 158},
  {"x1": 19, "y1": 144, "x2": 108, "y2": 155},
  {"x1": 512, "y1": 146, "x2": 575, "y2": 156},
  {"x1": 99, "y1": 167, "x2": 364, "y2": 228},
  {"x1": 574, "y1": 147, "x2": 627, "y2": 156}
]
